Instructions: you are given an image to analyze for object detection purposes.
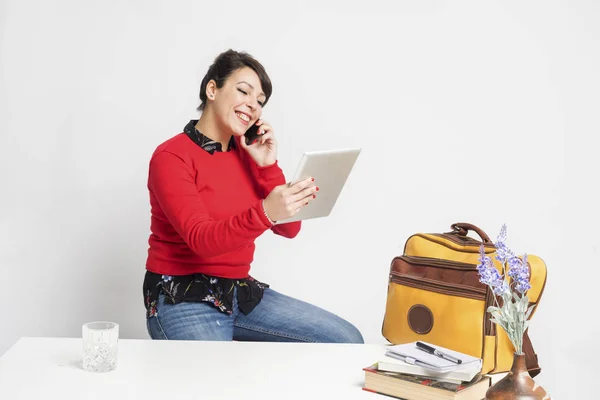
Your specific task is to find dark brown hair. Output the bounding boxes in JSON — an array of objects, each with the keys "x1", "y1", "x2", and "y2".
[{"x1": 197, "y1": 49, "x2": 272, "y2": 111}]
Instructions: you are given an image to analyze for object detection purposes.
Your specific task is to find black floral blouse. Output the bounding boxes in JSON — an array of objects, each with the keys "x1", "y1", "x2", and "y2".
[
  {"x1": 143, "y1": 271, "x2": 269, "y2": 317},
  {"x1": 143, "y1": 120, "x2": 269, "y2": 318}
]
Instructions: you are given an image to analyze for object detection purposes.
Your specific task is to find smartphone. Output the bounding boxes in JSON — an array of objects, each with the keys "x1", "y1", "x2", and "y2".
[{"x1": 244, "y1": 123, "x2": 260, "y2": 146}]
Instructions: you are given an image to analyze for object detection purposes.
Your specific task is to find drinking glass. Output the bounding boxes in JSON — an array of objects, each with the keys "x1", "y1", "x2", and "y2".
[{"x1": 82, "y1": 321, "x2": 119, "y2": 372}]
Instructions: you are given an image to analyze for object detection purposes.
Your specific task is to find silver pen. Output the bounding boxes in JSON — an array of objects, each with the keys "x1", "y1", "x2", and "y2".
[{"x1": 416, "y1": 341, "x2": 462, "y2": 364}]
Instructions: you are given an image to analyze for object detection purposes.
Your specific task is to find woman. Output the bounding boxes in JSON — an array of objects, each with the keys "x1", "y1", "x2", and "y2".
[{"x1": 143, "y1": 49, "x2": 363, "y2": 343}]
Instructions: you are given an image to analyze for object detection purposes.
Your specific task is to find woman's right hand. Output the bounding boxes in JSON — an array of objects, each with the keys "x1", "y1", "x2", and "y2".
[{"x1": 263, "y1": 177, "x2": 318, "y2": 222}]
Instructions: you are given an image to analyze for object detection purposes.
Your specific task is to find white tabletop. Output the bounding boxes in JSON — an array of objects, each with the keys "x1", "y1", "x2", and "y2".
[{"x1": 0, "y1": 337, "x2": 388, "y2": 400}]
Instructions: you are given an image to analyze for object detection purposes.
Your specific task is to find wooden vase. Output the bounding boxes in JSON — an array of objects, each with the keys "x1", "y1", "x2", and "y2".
[{"x1": 485, "y1": 353, "x2": 550, "y2": 399}]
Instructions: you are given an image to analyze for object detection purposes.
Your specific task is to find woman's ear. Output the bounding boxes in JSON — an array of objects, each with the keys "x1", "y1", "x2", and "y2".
[{"x1": 206, "y1": 80, "x2": 217, "y2": 100}]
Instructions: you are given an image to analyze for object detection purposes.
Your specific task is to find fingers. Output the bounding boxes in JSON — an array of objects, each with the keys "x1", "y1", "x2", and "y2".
[
  {"x1": 286, "y1": 179, "x2": 318, "y2": 216},
  {"x1": 290, "y1": 183, "x2": 319, "y2": 204},
  {"x1": 257, "y1": 130, "x2": 274, "y2": 145},
  {"x1": 287, "y1": 177, "x2": 315, "y2": 194},
  {"x1": 246, "y1": 119, "x2": 274, "y2": 146},
  {"x1": 267, "y1": 179, "x2": 318, "y2": 221},
  {"x1": 290, "y1": 190, "x2": 317, "y2": 213},
  {"x1": 255, "y1": 119, "x2": 271, "y2": 135},
  {"x1": 239, "y1": 133, "x2": 249, "y2": 149}
]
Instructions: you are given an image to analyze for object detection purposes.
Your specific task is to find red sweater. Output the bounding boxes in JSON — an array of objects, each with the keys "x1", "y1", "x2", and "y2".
[{"x1": 145, "y1": 133, "x2": 301, "y2": 278}]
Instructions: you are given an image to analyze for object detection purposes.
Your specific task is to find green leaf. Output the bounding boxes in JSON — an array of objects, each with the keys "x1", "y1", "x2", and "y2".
[
  {"x1": 490, "y1": 318, "x2": 509, "y2": 332},
  {"x1": 516, "y1": 301, "x2": 523, "y2": 312},
  {"x1": 525, "y1": 304, "x2": 536, "y2": 320},
  {"x1": 489, "y1": 313, "x2": 502, "y2": 322}
]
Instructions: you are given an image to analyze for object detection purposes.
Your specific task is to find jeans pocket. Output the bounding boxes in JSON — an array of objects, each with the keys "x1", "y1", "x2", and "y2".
[
  {"x1": 147, "y1": 314, "x2": 169, "y2": 340},
  {"x1": 146, "y1": 317, "x2": 152, "y2": 338},
  {"x1": 146, "y1": 294, "x2": 169, "y2": 340}
]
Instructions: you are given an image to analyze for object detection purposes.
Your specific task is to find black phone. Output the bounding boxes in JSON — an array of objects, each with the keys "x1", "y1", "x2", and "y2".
[{"x1": 244, "y1": 123, "x2": 260, "y2": 146}]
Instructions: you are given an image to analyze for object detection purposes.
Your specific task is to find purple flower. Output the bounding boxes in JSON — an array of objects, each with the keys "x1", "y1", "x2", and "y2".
[
  {"x1": 497, "y1": 224, "x2": 507, "y2": 244},
  {"x1": 477, "y1": 245, "x2": 509, "y2": 296},
  {"x1": 508, "y1": 253, "x2": 531, "y2": 294},
  {"x1": 494, "y1": 279, "x2": 510, "y2": 296},
  {"x1": 494, "y1": 224, "x2": 515, "y2": 264},
  {"x1": 492, "y1": 225, "x2": 532, "y2": 295}
]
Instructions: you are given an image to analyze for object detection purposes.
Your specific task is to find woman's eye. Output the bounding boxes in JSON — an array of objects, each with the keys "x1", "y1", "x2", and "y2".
[{"x1": 238, "y1": 88, "x2": 264, "y2": 106}]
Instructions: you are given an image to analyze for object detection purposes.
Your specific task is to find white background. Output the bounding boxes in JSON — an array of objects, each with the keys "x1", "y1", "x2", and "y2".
[{"x1": 1, "y1": 0, "x2": 598, "y2": 397}]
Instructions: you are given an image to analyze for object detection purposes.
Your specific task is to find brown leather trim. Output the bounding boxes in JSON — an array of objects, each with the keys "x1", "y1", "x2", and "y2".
[
  {"x1": 390, "y1": 274, "x2": 487, "y2": 300},
  {"x1": 449, "y1": 222, "x2": 493, "y2": 244},
  {"x1": 522, "y1": 330, "x2": 541, "y2": 377},
  {"x1": 432, "y1": 233, "x2": 496, "y2": 248},
  {"x1": 391, "y1": 256, "x2": 487, "y2": 291},
  {"x1": 398, "y1": 255, "x2": 477, "y2": 270},
  {"x1": 407, "y1": 304, "x2": 434, "y2": 334},
  {"x1": 484, "y1": 287, "x2": 496, "y2": 336},
  {"x1": 528, "y1": 367, "x2": 541, "y2": 378}
]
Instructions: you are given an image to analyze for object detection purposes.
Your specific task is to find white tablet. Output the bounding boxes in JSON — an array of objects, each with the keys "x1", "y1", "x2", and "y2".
[{"x1": 277, "y1": 148, "x2": 361, "y2": 224}]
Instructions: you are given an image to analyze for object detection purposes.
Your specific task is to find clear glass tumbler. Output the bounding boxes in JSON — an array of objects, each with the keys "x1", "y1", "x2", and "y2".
[{"x1": 82, "y1": 321, "x2": 119, "y2": 372}]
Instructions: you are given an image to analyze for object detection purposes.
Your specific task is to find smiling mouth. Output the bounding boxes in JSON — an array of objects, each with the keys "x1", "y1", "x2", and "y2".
[{"x1": 235, "y1": 111, "x2": 250, "y2": 124}]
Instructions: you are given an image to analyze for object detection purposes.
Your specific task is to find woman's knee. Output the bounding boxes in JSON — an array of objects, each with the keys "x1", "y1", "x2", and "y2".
[
  {"x1": 340, "y1": 324, "x2": 364, "y2": 344},
  {"x1": 321, "y1": 317, "x2": 364, "y2": 344},
  {"x1": 241, "y1": 288, "x2": 364, "y2": 344}
]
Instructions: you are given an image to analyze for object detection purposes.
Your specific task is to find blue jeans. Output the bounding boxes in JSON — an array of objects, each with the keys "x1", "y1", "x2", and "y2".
[{"x1": 146, "y1": 287, "x2": 364, "y2": 343}]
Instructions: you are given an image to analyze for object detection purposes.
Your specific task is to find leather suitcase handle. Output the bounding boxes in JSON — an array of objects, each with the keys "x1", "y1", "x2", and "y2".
[{"x1": 451, "y1": 222, "x2": 493, "y2": 244}]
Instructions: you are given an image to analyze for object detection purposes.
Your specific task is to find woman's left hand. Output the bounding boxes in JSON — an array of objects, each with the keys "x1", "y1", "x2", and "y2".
[{"x1": 240, "y1": 119, "x2": 278, "y2": 167}]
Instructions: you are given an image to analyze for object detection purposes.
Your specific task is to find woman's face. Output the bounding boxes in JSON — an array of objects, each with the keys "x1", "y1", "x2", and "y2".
[{"x1": 208, "y1": 67, "x2": 266, "y2": 137}]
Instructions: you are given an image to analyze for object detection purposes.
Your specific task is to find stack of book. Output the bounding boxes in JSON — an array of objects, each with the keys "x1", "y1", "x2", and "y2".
[{"x1": 363, "y1": 341, "x2": 490, "y2": 400}]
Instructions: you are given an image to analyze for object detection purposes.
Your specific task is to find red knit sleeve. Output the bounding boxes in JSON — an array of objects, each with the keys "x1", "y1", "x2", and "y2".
[
  {"x1": 149, "y1": 151, "x2": 272, "y2": 257},
  {"x1": 255, "y1": 161, "x2": 302, "y2": 238}
]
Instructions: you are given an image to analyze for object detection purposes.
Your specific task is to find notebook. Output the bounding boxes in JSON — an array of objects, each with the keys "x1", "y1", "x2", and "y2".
[
  {"x1": 377, "y1": 355, "x2": 481, "y2": 383},
  {"x1": 385, "y1": 341, "x2": 482, "y2": 373}
]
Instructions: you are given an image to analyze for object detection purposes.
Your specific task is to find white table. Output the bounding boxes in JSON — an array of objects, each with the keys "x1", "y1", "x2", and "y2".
[{"x1": 0, "y1": 337, "x2": 389, "y2": 399}]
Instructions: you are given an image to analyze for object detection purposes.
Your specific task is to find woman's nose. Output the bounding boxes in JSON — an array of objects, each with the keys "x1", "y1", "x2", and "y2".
[{"x1": 246, "y1": 98, "x2": 258, "y2": 110}]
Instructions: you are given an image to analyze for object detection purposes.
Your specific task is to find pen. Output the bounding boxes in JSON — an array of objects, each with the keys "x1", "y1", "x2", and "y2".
[
  {"x1": 385, "y1": 352, "x2": 437, "y2": 370},
  {"x1": 416, "y1": 341, "x2": 462, "y2": 364}
]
